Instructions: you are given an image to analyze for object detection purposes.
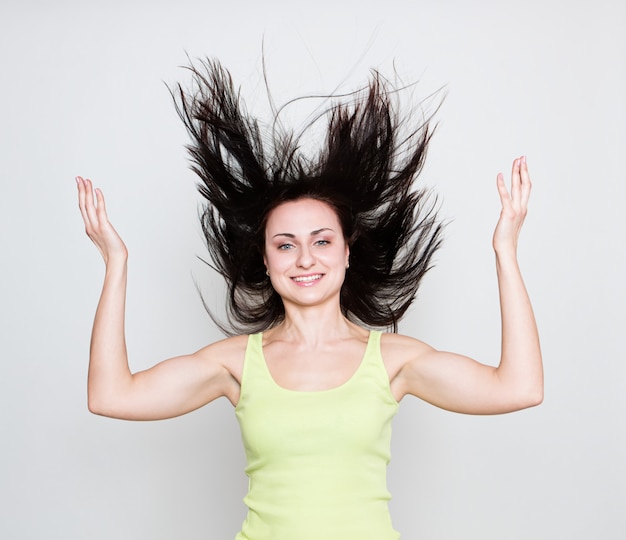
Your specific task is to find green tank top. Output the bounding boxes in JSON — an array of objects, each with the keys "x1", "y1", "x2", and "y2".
[{"x1": 234, "y1": 330, "x2": 400, "y2": 540}]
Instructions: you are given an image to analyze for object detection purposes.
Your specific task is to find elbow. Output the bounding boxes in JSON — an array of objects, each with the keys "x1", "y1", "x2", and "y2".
[
  {"x1": 87, "y1": 383, "x2": 101, "y2": 415},
  {"x1": 518, "y1": 384, "x2": 544, "y2": 410},
  {"x1": 501, "y1": 378, "x2": 543, "y2": 412},
  {"x1": 87, "y1": 377, "x2": 130, "y2": 418},
  {"x1": 528, "y1": 372, "x2": 545, "y2": 408},
  {"x1": 87, "y1": 389, "x2": 119, "y2": 417},
  {"x1": 87, "y1": 385, "x2": 135, "y2": 419},
  {"x1": 526, "y1": 389, "x2": 544, "y2": 408},
  {"x1": 499, "y1": 364, "x2": 544, "y2": 411},
  {"x1": 532, "y1": 378, "x2": 543, "y2": 407},
  {"x1": 87, "y1": 394, "x2": 107, "y2": 416}
]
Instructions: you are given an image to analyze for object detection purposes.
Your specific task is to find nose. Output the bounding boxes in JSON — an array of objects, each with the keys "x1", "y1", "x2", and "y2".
[{"x1": 296, "y1": 245, "x2": 314, "y2": 269}]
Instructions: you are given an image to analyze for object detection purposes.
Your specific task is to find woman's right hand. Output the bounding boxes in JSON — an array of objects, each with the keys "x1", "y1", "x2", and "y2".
[{"x1": 76, "y1": 176, "x2": 128, "y2": 264}]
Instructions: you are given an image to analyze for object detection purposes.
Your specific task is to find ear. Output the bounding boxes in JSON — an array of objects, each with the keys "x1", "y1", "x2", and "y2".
[{"x1": 345, "y1": 244, "x2": 350, "y2": 268}]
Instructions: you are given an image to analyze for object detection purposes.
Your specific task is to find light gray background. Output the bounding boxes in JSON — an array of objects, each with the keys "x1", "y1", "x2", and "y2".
[{"x1": 1, "y1": 1, "x2": 624, "y2": 539}]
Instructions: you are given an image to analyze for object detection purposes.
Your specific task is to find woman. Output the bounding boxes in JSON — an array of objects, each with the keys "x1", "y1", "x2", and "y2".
[{"x1": 76, "y1": 59, "x2": 543, "y2": 540}]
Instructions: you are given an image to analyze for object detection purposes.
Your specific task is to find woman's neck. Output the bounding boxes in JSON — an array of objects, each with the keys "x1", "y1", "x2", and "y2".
[{"x1": 270, "y1": 303, "x2": 361, "y2": 347}]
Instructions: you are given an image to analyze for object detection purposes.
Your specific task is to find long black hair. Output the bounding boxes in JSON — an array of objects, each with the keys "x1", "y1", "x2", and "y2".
[{"x1": 173, "y1": 58, "x2": 444, "y2": 335}]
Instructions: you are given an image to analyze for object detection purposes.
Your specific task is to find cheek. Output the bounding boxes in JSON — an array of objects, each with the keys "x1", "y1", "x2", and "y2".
[{"x1": 264, "y1": 250, "x2": 287, "y2": 272}]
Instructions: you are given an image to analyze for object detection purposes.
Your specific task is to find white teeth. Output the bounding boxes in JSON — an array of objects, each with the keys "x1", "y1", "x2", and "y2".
[{"x1": 293, "y1": 274, "x2": 322, "y2": 282}]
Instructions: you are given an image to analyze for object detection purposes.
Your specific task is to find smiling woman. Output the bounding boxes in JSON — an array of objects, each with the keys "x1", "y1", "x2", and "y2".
[
  {"x1": 172, "y1": 58, "x2": 444, "y2": 335},
  {"x1": 264, "y1": 199, "x2": 349, "y2": 309},
  {"x1": 76, "y1": 57, "x2": 542, "y2": 540}
]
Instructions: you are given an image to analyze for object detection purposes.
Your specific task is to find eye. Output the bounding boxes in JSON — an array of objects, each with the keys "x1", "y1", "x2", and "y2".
[
  {"x1": 278, "y1": 243, "x2": 294, "y2": 250},
  {"x1": 314, "y1": 239, "x2": 330, "y2": 246}
]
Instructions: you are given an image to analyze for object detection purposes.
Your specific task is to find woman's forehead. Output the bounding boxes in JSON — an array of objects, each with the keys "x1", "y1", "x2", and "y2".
[{"x1": 265, "y1": 199, "x2": 341, "y2": 234}]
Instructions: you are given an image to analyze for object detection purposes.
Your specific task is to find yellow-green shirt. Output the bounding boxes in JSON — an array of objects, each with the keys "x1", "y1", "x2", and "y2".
[{"x1": 234, "y1": 330, "x2": 400, "y2": 540}]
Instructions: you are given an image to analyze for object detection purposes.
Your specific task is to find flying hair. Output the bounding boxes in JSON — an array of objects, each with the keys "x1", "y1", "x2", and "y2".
[{"x1": 172, "y1": 57, "x2": 445, "y2": 335}]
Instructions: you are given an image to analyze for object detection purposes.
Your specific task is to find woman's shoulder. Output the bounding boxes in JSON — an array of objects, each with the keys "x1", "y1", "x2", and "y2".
[
  {"x1": 380, "y1": 331, "x2": 430, "y2": 346},
  {"x1": 381, "y1": 332, "x2": 436, "y2": 397},
  {"x1": 193, "y1": 334, "x2": 252, "y2": 388},
  {"x1": 380, "y1": 331, "x2": 434, "y2": 363},
  {"x1": 194, "y1": 334, "x2": 250, "y2": 369},
  {"x1": 198, "y1": 333, "x2": 249, "y2": 352}
]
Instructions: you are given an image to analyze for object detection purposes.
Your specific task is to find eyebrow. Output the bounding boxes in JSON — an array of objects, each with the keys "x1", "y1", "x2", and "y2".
[{"x1": 272, "y1": 228, "x2": 335, "y2": 239}]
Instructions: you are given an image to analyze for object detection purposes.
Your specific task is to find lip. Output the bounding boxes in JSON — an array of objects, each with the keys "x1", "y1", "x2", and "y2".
[{"x1": 291, "y1": 273, "x2": 324, "y2": 286}]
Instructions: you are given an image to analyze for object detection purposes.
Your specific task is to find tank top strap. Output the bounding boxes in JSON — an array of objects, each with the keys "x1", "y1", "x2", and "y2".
[
  {"x1": 358, "y1": 330, "x2": 396, "y2": 397},
  {"x1": 363, "y1": 329, "x2": 382, "y2": 366},
  {"x1": 240, "y1": 332, "x2": 267, "y2": 390}
]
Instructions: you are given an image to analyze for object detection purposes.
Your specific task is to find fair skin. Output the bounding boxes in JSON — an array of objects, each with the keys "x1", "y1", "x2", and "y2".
[{"x1": 76, "y1": 156, "x2": 542, "y2": 421}]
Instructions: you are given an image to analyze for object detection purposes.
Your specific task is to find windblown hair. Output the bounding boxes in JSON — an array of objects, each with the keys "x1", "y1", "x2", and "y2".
[{"x1": 173, "y1": 58, "x2": 444, "y2": 335}]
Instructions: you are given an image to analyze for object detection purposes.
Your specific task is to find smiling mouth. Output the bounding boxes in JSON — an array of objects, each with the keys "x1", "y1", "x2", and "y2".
[{"x1": 292, "y1": 274, "x2": 323, "y2": 283}]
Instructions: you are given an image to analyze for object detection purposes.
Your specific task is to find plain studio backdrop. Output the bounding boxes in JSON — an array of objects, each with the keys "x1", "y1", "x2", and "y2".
[{"x1": 1, "y1": 1, "x2": 624, "y2": 539}]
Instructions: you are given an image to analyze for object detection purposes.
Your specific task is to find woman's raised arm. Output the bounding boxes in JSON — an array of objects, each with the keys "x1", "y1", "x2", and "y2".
[
  {"x1": 390, "y1": 157, "x2": 543, "y2": 414},
  {"x1": 76, "y1": 177, "x2": 241, "y2": 420}
]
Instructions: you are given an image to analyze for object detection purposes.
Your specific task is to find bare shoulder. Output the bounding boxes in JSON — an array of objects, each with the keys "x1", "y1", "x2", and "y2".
[
  {"x1": 199, "y1": 333, "x2": 249, "y2": 356},
  {"x1": 380, "y1": 332, "x2": 433, "y2": 363},
  {"x1": 194, "y1": 334, "x2": 249, "y2": 384},
  {"x1": 380, "y1": 333, "x2": 432, "y2": 401}
]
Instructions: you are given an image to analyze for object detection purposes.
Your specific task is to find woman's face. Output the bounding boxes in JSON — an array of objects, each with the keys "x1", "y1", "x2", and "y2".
[{"x1": 264, "y1": 198, "x2": 349, "y2": 309}]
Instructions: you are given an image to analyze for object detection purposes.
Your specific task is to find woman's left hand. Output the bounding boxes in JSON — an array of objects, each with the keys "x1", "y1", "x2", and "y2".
[
  {"x1": 492, "y1": 156, "x2": 531, "y2": 256},
  {"x1": 391, "y1": 156, "x2": 542, "y2": 413}
]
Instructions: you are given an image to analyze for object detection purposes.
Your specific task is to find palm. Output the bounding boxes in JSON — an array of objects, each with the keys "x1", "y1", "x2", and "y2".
[
  {"x1": 76, "y1": 176, "x2": 128, "y2": 263},
  {"x1": 492, "y1": 156, "x2": 531, "y2": 255}
]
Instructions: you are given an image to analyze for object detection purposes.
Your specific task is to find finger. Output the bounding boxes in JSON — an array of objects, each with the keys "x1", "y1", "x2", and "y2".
[
  {"x1": 510, "y1": 157, "x2": 522, "y2": 206},
  {"x1": 83, "y1": 178, "x2": 99, "y2": 227},
  {"x1": 496, "y1": 172, "x2": 511, "y2": 209},
  {"x1": 94, "y1": 188, "x2": 108, "y2": 222},
  {"x1": 519, "y1": 155, "x2": 532, "y2": 208},
  {"x1": 76, "y1": 176, "x2": 92, "y2": 227}
]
